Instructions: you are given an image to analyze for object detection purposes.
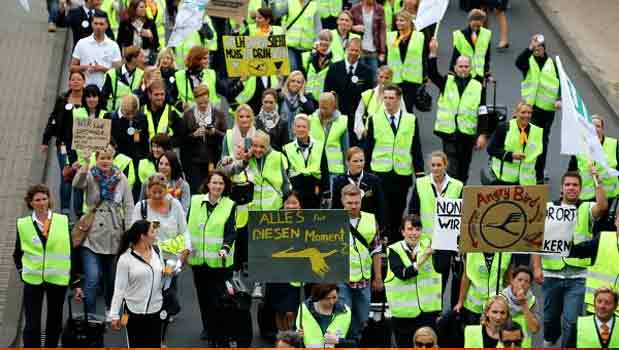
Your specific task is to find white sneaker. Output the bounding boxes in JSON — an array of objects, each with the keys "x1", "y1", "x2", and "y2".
[{"x1": 105, "y1": 309, "x2": 112, "y2": 323}]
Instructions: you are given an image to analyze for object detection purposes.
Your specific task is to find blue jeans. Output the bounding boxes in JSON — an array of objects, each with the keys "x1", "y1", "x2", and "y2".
[
  {"x1": 288, "y1": 47, "x2": 304, "y2": 72},
  {"x1": 46, "y1": 0, "x2": 59, "y2": 22},
  {"x1": 56, "y1": 150, "x2": 72, "y2": 214},
  {"x1": 337, "y1": 283, "x2": 371, "y2": 343},
  {"x1": 542, "y1": 277, "x2": 585, "y2": 347},
  {"x1": 81, "y1": 247, "x2": 117, "y2": 317}
]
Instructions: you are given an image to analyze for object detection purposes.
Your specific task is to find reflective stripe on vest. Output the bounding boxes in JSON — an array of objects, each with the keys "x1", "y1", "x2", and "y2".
[
  {"x1": 249, "y1": 150, "x2": 286, "y2": 210},
  {"x1": 302, "y1": 52, "x2": 329, "y2": 101},
  {"x1": 17, "y1": 214, "x2": 71, "y2": 286},
  {"x1": 521, "y1": 56, "x2": 559, "y2": 112},
  {"x1": 144, "y1": 104, "x2": 171, "y2": 140},
  {"x1": 577, "y1": 137, "x2": 619, "y2": 200},
  {"x1": 370, "y1": 111, "x2": 416, "y2": 175},
  {"x1": 105, "y1": 67, "x2": 144, "y2": 111},
  {"x1": 542, "y1": 201, "x2": 592, "y2": 270},
  {"x1": 318, "y1": 0, "x2": 341, "y2": 18},
  {"x1": 464, "y1": 252, "x2": 512, "y2": 314},
  {"x1": 452, "y1": 28, "x2": 491, "y2": 78},
  {"x1": 416, "y1": 176, "x2": 463, "y2": 237},
  {"x1": 349, "y1": 212, "x2": 376, "y2": 282},
  {"x1": 464, "y1": 325, "x2": 505, "y2": 348},
  {"x1": 434, "y1": 75, "x2": 482, "y2": 136},
  {"x1": 309, "y1": 113, "x2": 348, "y2": 174},
  {"x1": 187, "y1": 195, "x2": 236, "y2": 267},
  {"x1": 283, "y1": 139, "x2": 323, "y2": 178},
  {"x1": 297, "y1": 302, "x2": 351, "y2": 348},
  {"x1": 236, "y1": 76, "x2": 279, "y2": 105},
  {"x1": 577, "y1": 315, "x2": 619, "y2": 348},
  {"x1": 329, "y1": 30, "x2": 359, "y2": 62},
  {"x1": 284, "y1": 0, "x2": 317, "y2": 50},
  {"x1": 174, "y1": 69, "x2": 220, "y2": 105},
  {"x1": 138, "y1": 158, "x2": 156, "y2": 184},
  {"x1": 387, "y1": 31, "x2": 424, "y2": 84},
  {"x1": 490, "y1": 119, "x2": 543, "y2": 185},
  {"x1": 584, "y1": 231, "x2": 619, "y2": 315},
  {"x1": 385, "y1": 239, "x2": 441, "y2": 317}
]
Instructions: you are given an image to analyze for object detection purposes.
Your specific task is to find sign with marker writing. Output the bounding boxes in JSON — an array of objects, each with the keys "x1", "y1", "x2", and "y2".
[
  {"x1": 248, "y1": 210, "x2": 349, "y2": 283},
  {"x1": 536, "y1": 203, "x2": 576, "y2": 256},
  {"x1": 432, "y1": 198, "x2": 462, "y2": 252},
  {"x1": 71, "y1": 118, "x2": 111, "y2": 155},
  {"x1": 223, "y1": 35, "x2": 290, "y2": 77}
]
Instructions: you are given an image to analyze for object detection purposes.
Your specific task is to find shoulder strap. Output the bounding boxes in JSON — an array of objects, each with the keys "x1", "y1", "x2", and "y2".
[
  {"x1": 140, "y1": 199, "x2": 148, "y2": 220},
  {"x1": 350, "y1": 222, "x2": 370, "y2": 249},
  {"x1": 285, "y1": 0, "x2": 313, "y2": 31}
]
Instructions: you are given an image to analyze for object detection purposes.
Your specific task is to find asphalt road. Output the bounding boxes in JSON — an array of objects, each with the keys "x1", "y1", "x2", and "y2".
[{"x1": 37, "y1": 0, "x2": 618, "y2": 347}]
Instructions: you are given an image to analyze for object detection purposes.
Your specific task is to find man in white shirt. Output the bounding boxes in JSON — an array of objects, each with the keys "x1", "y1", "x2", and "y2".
[{"x1": 70, "y1": 12, "x2": 122, "y2": 88}]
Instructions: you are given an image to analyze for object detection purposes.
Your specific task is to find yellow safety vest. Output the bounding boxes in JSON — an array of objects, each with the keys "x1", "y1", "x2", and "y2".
[
  {"x1": 416, "y1": 175, "x2": 463, "y2": 238},
  {"x1": 105, "y1": 67, "x2": 144, "y2": 111},
  {"x1": 143, "y1": 104, "x2": 172, "y2": 140},
  {"x1": 174, "y1": 17, "x2": 218, "y2": 68},
  {"x1": 521, "y1": 55, "x2": 559, "y2": 112},
  {"x1": 302, "y1": 52, "x2": 330, "y2": 101},
  {"x1": 387, "y1": 30, "x2": 424, "y2": 84},
  {"x1": 283, "y1": 139, "x2": 323, "y2": 179},
  {"x1": 296, "y1": 302, "x2": 351, "y2": 348},
  {"x1": 329, "y1": 30, "x2": 360, "y2": 62},
  {"x1": 452, "y1": 28, "x2": 491, "y2": 78},
  {"x1": 542, "y1": 201, "x2": 593, "y2": 270},
  {"x1": 434, "y1": 75, "x2": 482, "y2": 136},
  {"x1": 464, "y1": 325, "x2": 504, "y2": 348},
  {"x1": 248, "y1": 150, "x2": 288, "y2": 211},
  {"x1": 349, "y1": 212, "x2": 376, "y2": 282},
  {"x1": 464, "y1": 252, "x2": 511, "y2": 314},
  {"x1": 318, "y1": 0, "x2": 341, "y2": 18},
  {"x1": 174, "y1": 68, "x2": 220, "y2": 105},
  {"x1": 584, "y1": 231, "x2": 619, "y2": 315},
  {"x1": 309, "y1": 112, "x2": 348, "y2": 174},
  {"x1": 370, "y1": 111, "x2": 416, "y2": 176},
  {"x1": 138, "y1": 158, "x2": 157, "y2": 184},
  {"x1": 284, "y1": 0, "x2": 318, "y2": 50},
  {"x1": 235, "y1": 76, "x2": 279, "y2": 105},
  {"x1": 490, "y1": 119, "x2": 543, "y2": 185},
  {"x1": 577, "y1": 315, "x2": 619, "y2": 348},
  {"x1": 577, "y1": 137, "x2": 619, "y2": 200}
]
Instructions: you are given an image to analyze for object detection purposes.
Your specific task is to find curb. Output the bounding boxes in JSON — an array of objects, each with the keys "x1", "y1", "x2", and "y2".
[
  {"x1": 531, "y1": 0, "x2": 619, "y2": 118},
  {"x1": 0, "y1": 26, "x2": 70, "y2": 347}
]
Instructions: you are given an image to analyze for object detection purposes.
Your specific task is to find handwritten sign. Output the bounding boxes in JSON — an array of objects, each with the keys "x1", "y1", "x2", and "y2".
[
  {"x1": 248, "y1": 210, "x2": 349, "y2": 283},
  {"x1": 71, "y1": 118, "x2": 112, "y2": 154},
  {"x1": 432, "y1": 198, "x2": 462, "y2": 252},
  {"x1": 461, "y1": 185, "x2": 549, "y2": 253},
  {"x1": 207, "y1": 0, "x2": 249, "y2": 19},
  {"x1": 223, "y1": 35, "x2": 290, "y2": 77},
  {"x1": 535, "y1": 203, "x2": 576, "y2": 256}
]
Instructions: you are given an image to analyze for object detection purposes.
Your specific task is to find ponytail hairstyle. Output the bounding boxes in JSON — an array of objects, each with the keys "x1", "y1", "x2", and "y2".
[{"x1": 117, "y1": 220, "x2": 151, "y2": 255}]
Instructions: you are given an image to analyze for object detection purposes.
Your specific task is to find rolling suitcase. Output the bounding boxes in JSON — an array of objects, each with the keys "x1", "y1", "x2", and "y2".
[
  {"x1": 485, "y1": 78, "x2": 508, "y2": 136},
  {"x1": 61, "y1": 295, "x2": 105, "y2": 347}
]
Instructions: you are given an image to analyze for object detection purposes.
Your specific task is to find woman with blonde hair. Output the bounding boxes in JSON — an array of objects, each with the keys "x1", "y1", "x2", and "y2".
[
  {"x1": 464, "y1": 295, "x2": 511, "y2": 347},
  {"x1": 302, "y1": 29, "x2": 333, "y2": 101},
  {"x1": 279, "y1": 71, "x2": 316, "y2": 138},
  {"x1": 156, "y1": 48, "x2": 177, "y2": 95},
  {"x1": 413, "y1": 326, "x2": 438, "y2": 348}
]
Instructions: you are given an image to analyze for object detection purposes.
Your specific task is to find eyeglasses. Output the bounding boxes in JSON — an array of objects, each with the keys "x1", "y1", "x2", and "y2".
[
  {"x1": 414, "y1": 341, "x2": 435, "y2": 348},
  {"x1": 502, "y1": 340, "x2": 522, "y2": 347}
]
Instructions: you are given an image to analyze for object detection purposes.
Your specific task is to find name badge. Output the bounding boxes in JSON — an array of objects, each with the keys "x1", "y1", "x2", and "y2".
[
  {"x1": 81, "y1": 20, "x2": 89, "y2": 28},
  {"x1": 65, "y1": 103, "x2": 73, "y2": 110},
  {"x1": 351, "y1": 75, "x2": 359, "y2": 84},
  {"x1": 127, "y1": 127, "x2": 135, "y2": 136}
]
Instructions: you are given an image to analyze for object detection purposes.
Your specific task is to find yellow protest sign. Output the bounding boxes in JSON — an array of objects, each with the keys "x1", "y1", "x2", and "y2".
[{"x1": 223, "y1": 35, "x2": 290, "y2": 77}]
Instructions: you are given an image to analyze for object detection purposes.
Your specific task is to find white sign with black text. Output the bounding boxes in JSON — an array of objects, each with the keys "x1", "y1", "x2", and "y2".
[
  {"x1": 432, "y1": 198, "x2": 462, "y2": 252},
  {"x1": 538, "y1": 203, "x2": 576, "y2": 256}
]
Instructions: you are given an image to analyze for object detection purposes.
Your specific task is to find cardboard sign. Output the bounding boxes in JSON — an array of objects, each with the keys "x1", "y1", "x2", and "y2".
[
  {"x1": 223, "y1": 35, "x2": 290, "y2": 77},
  {"x1": 71, "y1": 118, "x2": 112, "y2": 154},
  {"x1": 536, "y1": 203, "x2": 576, "y2": 256},
  {"x1": 432, "y1": 198, "x2": 462, "y2": 252},
  {"x1": 460, "y1": 185, "x2": 549, "y2": 253},
  {"x1": 248, "y1": 210, "x2": 349, "y2": 283},
  {"x1": 206, "y1": 0, "x2": 249, "y2": 19}
]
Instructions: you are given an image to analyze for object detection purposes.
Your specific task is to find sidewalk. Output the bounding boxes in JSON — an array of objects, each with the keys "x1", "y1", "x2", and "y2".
[
  {"x1": 0, "y1": 1, "x2": 68, "y2": 346},
  {"x1": 534, "y1": 0, "x2": 619, "y2": 117}
]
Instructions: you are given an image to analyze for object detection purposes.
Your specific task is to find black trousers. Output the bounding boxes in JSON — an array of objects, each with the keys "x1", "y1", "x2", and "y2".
[
  {"x1": 126, "y1": 309, "x2": 162, "y2": 347},
  {"x1": 531, "y1": 106, "x2": 556, "y2": 182},
  {"x1": 392, "y1": 312, "x2": 440, "y2": 347},
  {"x1": 443, "y1": 137, "x2": 476, "y2": 184},
  {"x1": 432, "y1": 250, "x2": 463, "y2": 309},
  {"x1": 377, "y1": 171, "x2": 412, "y2": 243},
  {"x1": 22, "y1": 282, "x2": 68, "y2": 347},
  {"x1": 187, "y1": 162, "x2": 212, "y2": 194},
  {"x1": 400, "y1": 82, "x2": 420, "y2": 114},
  {"x1": 191, "y1": 264, "x2": 232, "y2": 342}
]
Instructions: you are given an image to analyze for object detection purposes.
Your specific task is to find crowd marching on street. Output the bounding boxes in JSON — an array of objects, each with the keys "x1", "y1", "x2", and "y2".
[{"x1": 15, "y1": 0, "x2": 619, "y2": 347}]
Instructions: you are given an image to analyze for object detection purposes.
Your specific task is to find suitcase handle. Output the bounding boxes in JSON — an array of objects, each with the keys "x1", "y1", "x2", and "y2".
[{"x1": 67, "y1": 293, "x2": 90, "y2": 322}]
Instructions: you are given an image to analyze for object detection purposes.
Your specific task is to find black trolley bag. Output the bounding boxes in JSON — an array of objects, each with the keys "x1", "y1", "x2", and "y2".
[
  {"x1": 361, "y1": 248, "x2": 392, "y2": 347},
  {"x1": 480, "y1": 77, "x2": 508, "y2": 185},
  {"x1": 61, "y1": 295, "x2": 105, "y2": 347}
]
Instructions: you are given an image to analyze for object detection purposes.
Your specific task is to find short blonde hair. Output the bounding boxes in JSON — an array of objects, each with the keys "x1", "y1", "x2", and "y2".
[
  {"x1": 235, "y1": 104, "x2": 255, "y2": 126},
  {"x1": 253, "y1": 129, "x2": 271, "y2": 146},
  {"x1": 283, "y1": 70, "x2": 305, "y2": 96},
  {"x1": 318, "y1": 29, "x2": 333, "y2": 42},
  {"x1": 156, "y1": 48, "x2": 177, "y2": 69},
  {"x1": 513, "y1": 101, "x2": 533, "y2": 118},
  {"x1": 481, "y1": 295, "x2": 510, "y2": 326},
  {"x1": 293, "y1": 114, "x2": 310, "y2": 127},
  {"x1": 413, "y1": 327, "x2": 438, "y2": 347},
  {"x1": 341, "y1": 183, "x2": 362, "y2": 199}
]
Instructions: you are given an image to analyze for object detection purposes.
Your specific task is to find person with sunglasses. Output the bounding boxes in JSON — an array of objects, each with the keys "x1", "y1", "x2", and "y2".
[
  {"x1": 499, "y1": 320, "x2": 524, "y2": 348},
  {"x1": 412, "y1": 326, "x2": 438, "y2": 348},
  {"x1": 464, "y1": 294, "x2": 511, "y2": 347}
]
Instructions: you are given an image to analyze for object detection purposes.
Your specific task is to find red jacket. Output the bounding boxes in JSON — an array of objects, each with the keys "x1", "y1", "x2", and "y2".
[{"x1": 350, "y1": 3, "x2": 386, "y2": 56}]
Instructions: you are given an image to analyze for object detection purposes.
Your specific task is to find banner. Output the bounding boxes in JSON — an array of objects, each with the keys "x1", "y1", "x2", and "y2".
[
  {"x1": 223, "y1": 35, "x2": 290, "y2": 77},
  {"x1": 460, "y1": 185, "x2": 548, "y2": 253},
  {"x1": 168, "y1": 0, "x2": 210, "y2": 47},
  {"x1": 557, "y1": 56, "x2": 619, "y2": 176},
  {"x1": 431, "y1": 198, "x2": 462, "y2": 252},
  {"x1": 414, "y1": 0, "x2": 448, "y2": 31},
  {"x1": 207, "y1": 0, "x2": 249, "y2": 19},
  {"x1": 536, "y1": 203, "x2": 576, "y2": 256},
  {"x1": 71, "y1": 118, "x2": 112, "y2": 155},
  {"x1": 248, "y1": 210, "x2": 349, "y2": 283}
]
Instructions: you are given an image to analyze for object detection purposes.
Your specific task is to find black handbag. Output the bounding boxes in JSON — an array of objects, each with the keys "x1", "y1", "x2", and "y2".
[
  {"x1": 153, "y1": 245, "x2": 182, "y2": 317},
  {"x1": 415, "y1": 85, "x2": 433, "y2": 112},
  {"x1": 230, "y1": 174, "x2": 254, "y2": 205},
  {"x1": 61, "y1": 295, "x2": 105, "y2": 347}
]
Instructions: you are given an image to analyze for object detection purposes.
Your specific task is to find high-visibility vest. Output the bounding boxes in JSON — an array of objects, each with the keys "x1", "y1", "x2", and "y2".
[
  {"x1": 452, "y1": 28, "x2": 491, "y2": 78},
  {"x1": 284, "y1": 0, "x2": 318, "y2": 50},
  {"x1": 302, "y1": 52, "x2": 330, "y2": 101},
  {"x1": 584, "y1": 231, "x2": 619, "y2": 315},
  {"x1": 349, "y1": 212, "x2": 376, "y2": 282},
  {"x1": 318, "y1": 0, "x2": 341, "y2": 18},
  {"x1": 138, "y1": 158, "x2": 157, "y2": 184},
  {"x1": 246, "y1": 0, "x2": 262, "y2": 25},
  {"x1": 247, "y1": 24, "x2": 285, "y2": 36},
  {"x1": 387, "y1": 30, "x2": 424, "y2": 84},
  {"x1": 464, "y1": 325, "x2": 504, "y2": 348},
  {"x1": 187, "y1": 195, "x2": 236, "y2": 268},
  {"x1": 370, "y1": 111, "x2": 416, "y2": 176},
  {"x1": 361, "y1": 89, "x2": 382, "y2": 119},
  {"x1": 490, "y1": 119, "x2": 543, "y2": 185},
  {"x1": 17, "y1": 213, "x2": 71, "y2": 286},
  {"x1": 174, "y1": 68, "x2": 220, "y2": 105},
  {"x1": 248, "y1": 150, "x2": 287, "y2": 211},
  {"x1": 145, "y1": 0, "x2": 167, "y2": 47},
  {"x1": 235, "y1": 76, "x2": 279, "y2": 105},
  {"x1": 296, "y1": 302, "x2": 351, "y2": 348},
  {"x1": 329, "y1": 30, "x2": 360, "y2": 62},
  {"x1": 577, "y1": 315, "x2": 619, "y2": 348},
  {"x1": 283, "y1": 139, "x2": 323, "y2": 179},
  {"x1": 384, "y1": 239, "x2": 442, "y2": 318},
  {"x1": 577, "y1": 137, "x2": 619, "y2": 200},
  {"x1": 511, "y1": 293, "x2": 536, "y2": 348},
  {"x1": 463, "y1": 252, "x2": 512, "y2": 314},
  {"x1": 105, "y1": 67, "x2": 144, "y2": 111},
  {"x1": 416, "y1": 175, "x2": 463, "y2": 238},
  {"x1": 434, "y1": 75, "x2": 482, "y2": 136},
  {"x1": 521, "y1": 56, "x2": 559, "y2": 112},
  {"x1": 174, "y1": 17, "x2": 218, "y2": 68},
  {"x1": 542, "y1": 201, "x2": 593, "y2": 270},
  {"x1": 143, "y1": 105, "x2": 172, "y2": 140},
  {"x1": 309, "y1": 112, "x2": 348, "y2": 174},
  {"x1": 225, "y1": 130, "x2": 249, "y2": 228},
  {"x1": 89, "y1": 153, "x2": 136, "y2": 189},
  {"x1": 72, "y1": 108, "x2": 106, "y2": 120},
  {"x1": 101, "y1": 0, "x2": 120, "y2": 34},
  {"x1": 383, "y1": 0, "x2": 401, "y2": 36}
]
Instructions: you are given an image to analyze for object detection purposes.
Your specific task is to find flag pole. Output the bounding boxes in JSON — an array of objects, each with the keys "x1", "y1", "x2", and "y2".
[
  {"x1": 433, "y1": 21, "x2": 441, "y2": 38},
  {"x1": 581, "y1": 135, "x2": 600, "y2": 187}
]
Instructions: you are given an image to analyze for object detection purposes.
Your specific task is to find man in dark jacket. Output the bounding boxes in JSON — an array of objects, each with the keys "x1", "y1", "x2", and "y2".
[{"x1": 56, "y1": 0, "x2": 115, "y2": 46}]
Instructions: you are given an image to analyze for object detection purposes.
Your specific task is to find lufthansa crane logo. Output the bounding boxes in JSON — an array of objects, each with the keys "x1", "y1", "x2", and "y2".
[{"x1": 480, "y1": 201, "x2": 528, "y2": 249}]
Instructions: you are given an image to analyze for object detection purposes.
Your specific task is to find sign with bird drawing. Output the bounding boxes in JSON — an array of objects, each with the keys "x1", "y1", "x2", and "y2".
[
  {"x1": 461, "y1": 185, "x2": 549, "y2": 252},
  {"x1": 248, "y1": 210, "x2": 349, "y2": 282}
]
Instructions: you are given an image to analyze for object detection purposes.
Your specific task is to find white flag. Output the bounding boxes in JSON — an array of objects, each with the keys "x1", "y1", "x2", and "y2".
[
  {"x1": 414, "y1": 0, "x2": 448, "y2": 31},
  {"x1": 19, "y1": 0, "x2": 30, "y2": 12},
  {"x1": 557, "y1": 56, "x2": 619, "y2": 176},
  {"x1": 168, "y1": 0, "x2": 209, "y2": 47}
]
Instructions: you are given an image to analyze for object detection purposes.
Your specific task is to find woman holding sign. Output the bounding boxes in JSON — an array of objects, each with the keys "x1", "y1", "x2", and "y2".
[{"x1": 409, "y1": 150, "x2": 463, "y2": 308}]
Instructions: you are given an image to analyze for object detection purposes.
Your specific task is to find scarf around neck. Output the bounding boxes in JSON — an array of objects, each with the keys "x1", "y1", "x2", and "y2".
[
  {"x1": 91, "y1": 166, "x2": 121, "y2": 201},
  {"x1": 258, "y1": 109, "x2": 280, "y2": 131}
]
